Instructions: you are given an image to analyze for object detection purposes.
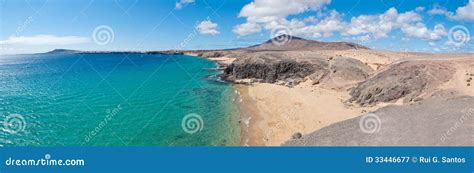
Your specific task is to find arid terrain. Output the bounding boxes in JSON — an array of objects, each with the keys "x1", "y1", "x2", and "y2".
[{"x1": 180, "y1": 35, "x2": 473, "y2": 146}]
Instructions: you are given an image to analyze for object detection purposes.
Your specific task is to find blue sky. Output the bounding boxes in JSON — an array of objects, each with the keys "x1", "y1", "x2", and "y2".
[{"x1": 0, "y1": 0, "x2": 473, "y2": 54}]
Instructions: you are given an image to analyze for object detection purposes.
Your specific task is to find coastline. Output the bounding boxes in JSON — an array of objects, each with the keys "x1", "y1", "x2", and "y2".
[
  {"x1": 187, "y1": 53, "x2": 254, "y2": 146},
  {"x1": 235, "y1": 82, "x2": 382, "y2": 146},
  {"x1": 187, "y1": 51, "x2": 474, "y2": 146},
  {"x1": 192, "y1": 53, "x2": 381, "y2": 146}
]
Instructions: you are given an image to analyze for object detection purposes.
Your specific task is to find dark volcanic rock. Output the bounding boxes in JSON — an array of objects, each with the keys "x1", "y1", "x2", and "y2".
[
  {"x1": 225, "y1": 59, "x2": 316, "y2": 83},
  {"x1": 223, "y1": 52, "x2": 374, "y2": 86},
  {"x1": 200, "y1": 51, "x2": 224, "y2": 58},
  {"x1": 223, "y1": 52, "x2": 328, "y2": 84},
  {"x1": 349, "y1": 61, "x2": 455, "y2": 105},
  {"x1": 291, "y1": 132, "x2": 303, "y2": 140},
  {"x1": 329, "y1": 58, "x2": 373, "y2": 82}
]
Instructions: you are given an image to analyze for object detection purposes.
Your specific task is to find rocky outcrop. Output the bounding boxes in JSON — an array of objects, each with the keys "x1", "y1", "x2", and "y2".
[
  {"x1": 223, "y1": 53, "x2": 325, "y2": 84},
  {"x1": 349, "y1": 61, "x2": 455, "y2": 106},
  {"x1": 222, "y1": 52, "x2": 374, "y2": 86},
  {"x1": 197, "y1": 51, "x2": 225, "y2": 58},
  {"x1": 320, "y1": 57, "x2": 374, "y2": 87}
]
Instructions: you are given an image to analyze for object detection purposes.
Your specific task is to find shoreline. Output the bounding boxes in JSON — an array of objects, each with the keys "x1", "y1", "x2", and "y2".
[
  {"x1": 234, "y1": 85, "x2": 265, "y2": 146},
  {"x1": 235, "y1": 82, "x2": 382, "y2": 146},
  {"x1": 190, "y1": 52, "x2": 474, "y2": 146},
  {"x1": 196, "y1": 54, "x2": 380, "y2": 146}
]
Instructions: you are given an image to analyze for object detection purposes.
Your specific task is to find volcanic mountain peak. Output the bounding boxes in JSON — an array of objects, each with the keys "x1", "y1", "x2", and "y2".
[{"x1": 248, "y1": 35, "x2": 369, "y2": 51}]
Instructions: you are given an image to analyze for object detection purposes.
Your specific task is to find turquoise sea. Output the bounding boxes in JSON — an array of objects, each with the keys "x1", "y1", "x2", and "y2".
[{"x1": 0, "y1": 53, "x2": 240, "y2": 146}]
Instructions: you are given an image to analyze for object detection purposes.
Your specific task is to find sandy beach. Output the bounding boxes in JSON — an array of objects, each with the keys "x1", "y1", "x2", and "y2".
[
  {"x1": 182, "y1": 37, "x2": 474, "y2": 146},
  {"x1": 236, "y1": 81, "x2": 382, "y2": 146},
  {"x1": 229, "y1": 51, "x2": 474, "y2": 146}
]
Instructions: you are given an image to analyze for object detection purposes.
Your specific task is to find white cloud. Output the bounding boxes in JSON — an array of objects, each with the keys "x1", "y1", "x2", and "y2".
[
  {"x1": 452, "y1": 0, "x2": 474, "y2": 21},
  {"x1": 428, "y1": 1, "x2": 474, "y2": 22},
  {"x1": 415, "y1": 6, "x2": 425, "y2": 12},
  {"x1": 303, "y1": 16, "x2": 318, "y2": 23},
  {"x1": 233, "y1": 0, "x2": 331, "y2": 36},
  {"x1": 345, "y1": 8, "x2": 446, "y2": 41},
  {"x1": 344, "y1": 8, "x2": 424, "y2": 39},
  {"x1": 239, "y1": 0, "x2": 331, "y2": 23},
  {"x1": 233, "y1": 1, "x2": 450, "y2": 42},
  {"x1": 427, "y1": 4, "x2": 450, "y2": 16},
  {"x1": 175, "y1": 0, "x2": 195, "y2": 9},
  {"x1": 196, "y1": 20, "x2": 220, "y2": 35},
  {"x1": 233, "y1": 22, "x2": 262, "y2": 36},
  {"x1": 0, "y1": 35, "x2": 89, "y2": 45},
  {"x1": 292, "y1": 10, "x2": 345, "y2": 38},
  {"x1": 401, "y1": 23, "x2": 447, "y2": 41},
  {"x1": 353, "y1": 35, "x2": 371, "y2": 42}
]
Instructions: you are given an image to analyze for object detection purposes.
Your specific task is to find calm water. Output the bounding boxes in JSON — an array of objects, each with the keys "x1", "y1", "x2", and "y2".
[{"x1": 0, "y1": 53, "x2": 240, "y2": 146}]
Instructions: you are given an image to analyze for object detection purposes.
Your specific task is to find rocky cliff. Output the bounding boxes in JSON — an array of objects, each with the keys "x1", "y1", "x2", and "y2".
[
  {"x1": 222, "y1": 51, "x2": 373, "y2": 87},
  {"x1": 348, "y1": 61, "x2": 455, "y2": 105}
]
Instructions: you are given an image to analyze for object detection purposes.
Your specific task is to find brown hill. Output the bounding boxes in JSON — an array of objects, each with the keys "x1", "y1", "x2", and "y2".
[{"x1": 245, "y1": 35, "x2": 370, "y2": 51}]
